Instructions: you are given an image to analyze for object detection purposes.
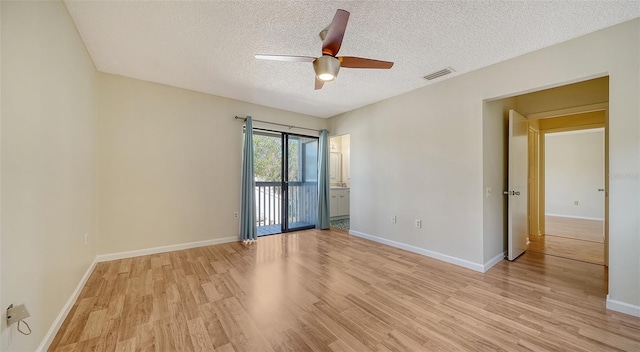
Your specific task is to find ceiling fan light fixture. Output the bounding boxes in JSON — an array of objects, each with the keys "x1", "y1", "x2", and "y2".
[
  {"x1": 255, "y1": 9, "x2": 392, "y2": 89},
  {"x1": 313, "y1": 55, "x2": 340, "y2": 81}
]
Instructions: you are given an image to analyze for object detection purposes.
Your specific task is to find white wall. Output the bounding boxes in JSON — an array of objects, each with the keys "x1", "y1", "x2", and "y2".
[
  {"x1": 545, "y1": 129, "x2": 605, "y2": 220},
  {"x1": 1, "y1": 1, "x2": 97, "y2": 350},
  {"x1": 329, "y1": 19, "x2": 640, "y2": 310},
  {"x1": 329, "y1": 134, "x2": 351, "y2": 186},
  {"x1": 97, "y1": 73, "x2": 326, "y2": 255},
  {"x1": 340, "y1": 134, "x2": 350, "y2": 185}
]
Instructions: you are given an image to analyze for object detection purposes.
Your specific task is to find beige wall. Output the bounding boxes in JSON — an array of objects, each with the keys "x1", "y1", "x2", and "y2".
[
  {"x1": 2, "y1": 5, "x2": 639, "y2": 351},
  {"x1": 330, "y1": 81, "x2": 487, "y2": 265},
  {"x1": 515, "y1": 77, "x2": 609, "y2": 115},
  {"x1": 97, "y1": 73, "x2": 326, "y2": 255},
  {"x1": 329, "y1": 19, "x2": 640, "y2": 309},
  {"x1": 1, "y1": 1, "x2": 97, "y2": 350},
  {"x1": 1, "y1": 2, "x2": 326, "y2": 348}
]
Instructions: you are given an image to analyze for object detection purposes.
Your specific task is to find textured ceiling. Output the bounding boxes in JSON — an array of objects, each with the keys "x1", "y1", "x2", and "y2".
[{"x1": 64, "y1": 1, "x2": 640, "y2": 118}]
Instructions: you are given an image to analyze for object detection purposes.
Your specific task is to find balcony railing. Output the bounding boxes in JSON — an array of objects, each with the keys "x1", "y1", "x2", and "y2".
[{"x1": 255, "y1": 181, "x2": 317, "y2": 235}]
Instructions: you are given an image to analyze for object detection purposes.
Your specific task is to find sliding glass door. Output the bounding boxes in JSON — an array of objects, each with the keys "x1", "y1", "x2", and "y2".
[
  {"x1": 253, "y1": 129, "x2": 318, "y2": 236},
  {"x1": 285, "y1": 135, "x2": 318, "y2": 231}
]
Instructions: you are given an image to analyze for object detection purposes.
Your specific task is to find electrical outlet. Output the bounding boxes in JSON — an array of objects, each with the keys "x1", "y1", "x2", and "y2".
[
  {"x1": 234, "y1": 212, "x2": 239, "y2": 219},
  {"x1": 415, "y1": 219, "x2": 422, "y2": 228},
  {"x1": 392, "y1": 216, "x2": 397, "y2": 224},
  {"x1": 6, "y1": 304, "x2": 30, "y2": 326},
  {"x1": 84, "y1": 233, "x2": 89, "y2": 245}
]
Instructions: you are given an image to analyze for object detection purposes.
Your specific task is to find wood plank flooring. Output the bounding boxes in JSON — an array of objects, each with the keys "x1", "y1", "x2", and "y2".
[
  {"x1": 527, "y1": 216, "x2": 605, "y2": 265},
  {"x1": 49, "y1": 229, "x2": 640, "y2": 352},
  {"x1": 528, "y1": 234, "x2": 605, "y2": 265},
  {"x1": 545, "y1": 215, "x2": 604, "y2": 243}
]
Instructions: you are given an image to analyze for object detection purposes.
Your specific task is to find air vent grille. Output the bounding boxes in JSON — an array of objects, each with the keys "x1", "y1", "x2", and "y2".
[{"x1": 424, "y1": 67, "x2": 455, "y2": 81}]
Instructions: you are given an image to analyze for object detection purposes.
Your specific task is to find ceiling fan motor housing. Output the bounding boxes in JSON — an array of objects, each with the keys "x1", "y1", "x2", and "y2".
[{"x1": 313, "y1": 55, "x2": 341, "y2": 81}]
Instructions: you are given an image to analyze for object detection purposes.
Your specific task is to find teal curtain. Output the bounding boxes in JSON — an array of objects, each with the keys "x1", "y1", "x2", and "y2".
[
  {"x1": 316, "y1": 129, "x2": 330, "y2": 229},
  {"x1": 240, "y1": 117, "x2": 257, "y2": 243}
]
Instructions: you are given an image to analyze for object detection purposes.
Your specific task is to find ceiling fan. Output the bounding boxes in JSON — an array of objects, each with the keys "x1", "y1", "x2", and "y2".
[{"x1": 255, "y1": 9, "x2": 394, "y2": 90}]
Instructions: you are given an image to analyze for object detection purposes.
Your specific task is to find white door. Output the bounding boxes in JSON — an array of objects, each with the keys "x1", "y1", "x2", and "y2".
[{"x1": 507, "y1": 110, "x2": 529, "y2": 260}]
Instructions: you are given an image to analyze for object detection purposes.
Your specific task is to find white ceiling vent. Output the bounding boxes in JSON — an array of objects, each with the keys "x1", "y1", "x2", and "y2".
[{"x1": 424, "y1": 67, "x2": 455, "y2": 81}]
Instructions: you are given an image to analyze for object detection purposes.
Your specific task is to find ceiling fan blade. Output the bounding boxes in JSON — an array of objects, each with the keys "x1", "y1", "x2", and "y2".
[
  {"x1": 255, "y1": 54, "x2": 316, "y2": 62},
  {"x1": 322, "y1": 9, "x2": 350, "y2": 56},
  {"x1": 339, "y1": 56, "x2": 394, "y2": 69},
  {"x1": 315, "y1": 78, "x2": 325, "y2": 90}
]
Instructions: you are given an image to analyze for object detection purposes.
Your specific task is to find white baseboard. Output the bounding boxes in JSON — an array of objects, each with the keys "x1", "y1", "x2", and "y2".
[
  {"x1": 483, "y1": 251, "x2": 506, "y2": 272},
  {"x1": 348, "y1": 230, "x2": 485, "y2": 272},
  {"x1": 37, "y1": 236, "x2": 240, "y2": 350},
  {"x1": 96, "y1": 236, "x2": 239, "y2": 262},
  {"x1": 545, "y1": 213, "x2": 604, "y2": 221},
  {"x1": 607, "y1": 295, "x2": 640, "y2": 317},
  {"x1": 36, "y1": 258, "x2": 97, "y2": 352}
]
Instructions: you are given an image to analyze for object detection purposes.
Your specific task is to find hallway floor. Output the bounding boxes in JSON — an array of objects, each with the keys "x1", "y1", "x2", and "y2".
[
  {"x1": 528, "y1": 235, "x2": 604, "y2": 265},
  {"x1": 528, "y1": 216, "x2": 605, "y2": 265}
]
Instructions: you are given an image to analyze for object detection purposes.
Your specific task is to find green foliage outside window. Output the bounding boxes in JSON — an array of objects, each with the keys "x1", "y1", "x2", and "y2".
[{"x1": 253, "y1": 134, "x2": 299, "y2": 182}]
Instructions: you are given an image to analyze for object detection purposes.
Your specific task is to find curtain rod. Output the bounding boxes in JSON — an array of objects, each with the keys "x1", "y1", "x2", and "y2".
[{"x1": 234, "y1": 116, "x2": 325, "y2": 133}]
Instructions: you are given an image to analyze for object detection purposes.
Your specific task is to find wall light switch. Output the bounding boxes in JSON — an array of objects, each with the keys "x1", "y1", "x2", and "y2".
[
  {"x1": 392, "y1": 216, "x2": 397, "y2": 224},
  {"x1": 486, "y1": 187, "x2": 492, "y2": 198}
]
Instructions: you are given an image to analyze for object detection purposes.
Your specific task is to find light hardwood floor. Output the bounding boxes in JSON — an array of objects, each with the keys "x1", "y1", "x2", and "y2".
[
  {"x1": 528, "y1": 216, "x2": 605, "y2": 265},
  {"x1": 528, "y1": 235, "x2": 605, "y2": 265},
  {"x1": 545, "y1": 215, "x2": 604, "y2": 243},
  {"x1": 49, "y1": 230, "x2": 640, "y2": 351}
]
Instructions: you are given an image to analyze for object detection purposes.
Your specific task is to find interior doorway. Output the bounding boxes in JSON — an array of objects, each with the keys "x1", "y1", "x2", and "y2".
[
  {"x1": 329, "y1": 134, "x2": 350, "y2": 232},
  {"x1": 483, "y1": 76, "x2": 609, "y2": 268},
  {"x1": 528, "y1": 119, "x2": 606, "y2": 265}
]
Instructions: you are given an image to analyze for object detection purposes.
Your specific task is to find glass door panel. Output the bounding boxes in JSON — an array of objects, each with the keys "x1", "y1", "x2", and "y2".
[
  {"x1": 253, "y1": 130, "x2": 283, "y2": 236},
  {"x1": 253, "y1": 129, "x2": 318, "y2": 236},
  {"x1": 286, "y1": 135, "x2": 318, "y2": 231}
]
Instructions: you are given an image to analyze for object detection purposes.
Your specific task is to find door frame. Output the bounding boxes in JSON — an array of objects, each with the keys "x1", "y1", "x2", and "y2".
[
  {"x1": 281, "y1": 132, "x2": 319, "y2": 233},
  {"x1": 528, "y1": 121, "x2": 541, "y2": 239},
  {"x1": 253, "y1": 127, "x2": 319, "y2": 234},
  {"x1": 526, "y1": 103, "x2": 609, "y2": 266}
]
